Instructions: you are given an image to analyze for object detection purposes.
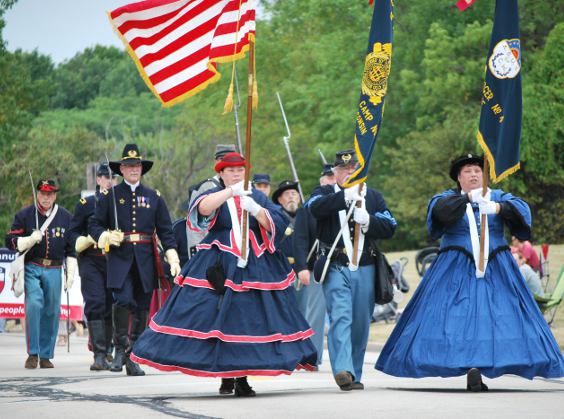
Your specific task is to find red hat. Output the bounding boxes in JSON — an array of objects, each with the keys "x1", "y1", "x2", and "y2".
[
  {"x1": 214, "y1": 152, "x2": 249, "y2": 173},
  {"x1": 37, "y1": 179, "x2": 59, "y2": 192}
]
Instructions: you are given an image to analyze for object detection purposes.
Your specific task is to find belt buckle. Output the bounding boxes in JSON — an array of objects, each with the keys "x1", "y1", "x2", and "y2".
[
  {"x1": 43, "y1": 259, "x2": 52, "y2": 266},
  {"x1": 129, "y1": 233, "x2": 140, "y2": 242}
]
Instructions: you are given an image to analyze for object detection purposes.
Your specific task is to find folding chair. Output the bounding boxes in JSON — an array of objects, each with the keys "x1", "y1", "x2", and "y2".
[{"x1": 534, "y1": 265, "x2": 564, "y2": 326}]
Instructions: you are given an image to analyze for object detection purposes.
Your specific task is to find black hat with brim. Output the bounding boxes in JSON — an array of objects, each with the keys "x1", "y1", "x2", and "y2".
[
  {"x1": 333, "y1": 149, "x2": 359, "y2": 167},
  {"x1": 449, "y1": 153, "x2": 484, "y2": 181},
  {"x1": 272, "y1": 180, "x2": 300, "y2": 204},
  {"x1": 109, "y1": 144, "x2": 153, "y2": 176}
]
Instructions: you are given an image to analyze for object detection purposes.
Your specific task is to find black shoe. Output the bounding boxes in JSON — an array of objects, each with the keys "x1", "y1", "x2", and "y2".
[
  {"x1": 466, "y1": 368, "x2": 488, "y2": 392},
  {"x1": 219, "y1": 378, "x2": 235, "y2": 395},
  {"x1": 110, "y1": 350, "x2": 126, "y2": 372},
  {"x1": 125, "y1": 356, "x2": 145, "y2": 376},
  {"x1": 351, "y1": 382, "x2": 364, "y2": 390},
  {"x1": 335, "y1": 371, "x2": 353, "y2": 391},
  {"x1": 234, "y1": 377, "x2": 256, "y2": 397}
]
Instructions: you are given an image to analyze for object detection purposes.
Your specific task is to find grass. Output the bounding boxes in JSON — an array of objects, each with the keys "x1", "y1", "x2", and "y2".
[{"x1": 369, "y1": 244, "x2": 564, "y2": 349}]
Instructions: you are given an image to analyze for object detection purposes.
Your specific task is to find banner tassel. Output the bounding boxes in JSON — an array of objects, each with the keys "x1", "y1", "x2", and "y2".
[{"x1": 223, "y1": 62, "x2": 236, "y2": 114}]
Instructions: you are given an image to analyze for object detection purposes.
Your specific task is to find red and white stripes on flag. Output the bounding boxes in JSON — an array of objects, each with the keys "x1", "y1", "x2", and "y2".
[{"x1": 109, "y1": 0, "x2": 256, "y2": 107}]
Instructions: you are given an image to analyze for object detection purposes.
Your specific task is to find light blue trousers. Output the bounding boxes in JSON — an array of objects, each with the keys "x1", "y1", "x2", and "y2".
[
  {"x1": 24, "y1": 264, "x2": 62, "y2": 359},
  {"x1": 295, "y1": 272, "x2": 326, "y2": 365},
  {"x1": 323, "y1": 263, "x2": 375, "y2": 382}
]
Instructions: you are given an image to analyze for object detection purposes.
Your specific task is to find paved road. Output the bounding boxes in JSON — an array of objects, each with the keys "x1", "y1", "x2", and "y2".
[{"x1": 1, "y1": 332, "x2": 563, "y2": 419}]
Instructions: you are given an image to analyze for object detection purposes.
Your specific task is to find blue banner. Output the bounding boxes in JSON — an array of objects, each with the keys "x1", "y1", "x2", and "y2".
[
  {"x1": 343, "y1": 0, "x2": 394, "y2": 187},
  {"x1": 477, "y1": 0, "x2": 522, "y2": 183}
]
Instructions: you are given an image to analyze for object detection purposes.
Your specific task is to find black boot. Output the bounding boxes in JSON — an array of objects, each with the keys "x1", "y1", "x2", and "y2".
[
  {"x1": 466, "y1": 368, "x2": 489, "y2": 392},
  {"x1": 125, "y1": 310, "x2": 148, "y2": 377},
  {"x1": 234, "y1": 376, "x2": 256, "y2": 397},
  {"x1": 219, "y1": 378, "x2": 235, "y2": 395},
  {"x1": 89, "y1": 320, "x2": 110, "y2": 371},
  {"x1": 110, "y1": 305, "x2": 129, "y2": 372},
  {"x1": 104, "y1": 315, "x2": 114, "y2": 363}
]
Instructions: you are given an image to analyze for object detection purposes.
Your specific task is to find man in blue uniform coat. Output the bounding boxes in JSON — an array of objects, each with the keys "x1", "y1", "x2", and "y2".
[
  {"x1": 5, "y1": 179, "x2": 76, "y2": 369},
  {"x1": 67, "y1": 163, "x2": 118, "y2": 371},
  {"x1": 307, "y1": 149, "x2": 396, "y2": 391},
  {"x1": 90, "y1": 144, "x2": 180, "y2": 376}
]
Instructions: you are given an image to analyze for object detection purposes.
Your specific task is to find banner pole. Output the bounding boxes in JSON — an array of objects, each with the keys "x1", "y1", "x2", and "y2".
[
  {"x1": 352, "y1": 183, "x2": 365, "y2": 267},
  {"x1": 240, "y1": 40, "x2": 255, "y2": 262}
]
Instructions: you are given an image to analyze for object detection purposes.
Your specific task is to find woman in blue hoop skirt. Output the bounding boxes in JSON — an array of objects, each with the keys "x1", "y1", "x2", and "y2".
[
  {"x1": 132, "y1": 152, "x2": 317, "y2": 396},
  {"x1": 376, "y1": 154, "x2": 564, "y2": 391}
]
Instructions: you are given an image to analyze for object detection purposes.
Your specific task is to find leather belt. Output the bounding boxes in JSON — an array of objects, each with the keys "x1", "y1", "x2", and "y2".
[
  {"x1": 123, "y1": 233, "x2": 152, "y2": 244},
  {"x1": 318, "y1": 244, "x2": 375, "y2": 267},
  {"x1": 30, "y1": 258, "x2": 63, "y2": 267}
]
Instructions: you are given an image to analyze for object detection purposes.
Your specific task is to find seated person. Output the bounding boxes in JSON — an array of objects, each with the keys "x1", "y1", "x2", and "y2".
[
  {"x1": 513, "y1": 252, "x2": 544, "y2": 297},
  {"x1": 511, "y1": 236, "x2": 540, "y2": 272}
]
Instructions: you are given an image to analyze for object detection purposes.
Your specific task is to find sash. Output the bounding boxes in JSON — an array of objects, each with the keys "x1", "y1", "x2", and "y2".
[
  {"x1": 335, "y1": 184, "x2": 365, "y2": 271},
  {"x1": 465, "y1": 190, "x2": 489, "y2": 278},
  {"x1": 226, "y1": 197, "x2": 249, "y2": 267}
]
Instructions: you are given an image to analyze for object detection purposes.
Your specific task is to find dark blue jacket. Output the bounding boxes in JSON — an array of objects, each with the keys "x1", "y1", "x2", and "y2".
[
  {"x1": 89, "y1": 181, "x2": 176, "y2": 292},
  {"x1": 67, "y1": 190, "x2": 102, "y2": 256},
  {"x1": 5, "y1": 204, "x2": 74, "y2": 262},
  {"x1": 307, "y1": 184, "x2": 396, "y2": 250},
  {"x1": 293, "y1": 206, "x2": 317, "y2": 273}
]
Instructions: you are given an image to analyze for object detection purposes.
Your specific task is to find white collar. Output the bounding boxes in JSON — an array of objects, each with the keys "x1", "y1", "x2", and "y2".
[{"x1": 124, "y1": 180, "x2": 140, "y2": 191}]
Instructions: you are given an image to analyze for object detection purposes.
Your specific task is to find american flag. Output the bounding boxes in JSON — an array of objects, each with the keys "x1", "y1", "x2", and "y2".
[{"x1": 109, "y1": 0, "x2": 256, "y2": 107}]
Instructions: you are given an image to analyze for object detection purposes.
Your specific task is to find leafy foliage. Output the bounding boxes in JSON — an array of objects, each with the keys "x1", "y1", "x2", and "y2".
[{"x1": 0, "y1": 0, "x2": 562, "y2": 248}]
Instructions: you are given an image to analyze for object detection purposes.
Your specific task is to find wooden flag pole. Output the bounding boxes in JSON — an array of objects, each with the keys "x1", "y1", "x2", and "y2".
[
  {"x1": 352, "y1": 182, "x2": 365, "y2": 266},
  {"x1": 240, "y1": 40, "x2": 255, "y2": 261},
  {"x1": 478, "y1": 158, "x2": 489, "y2": 271}
]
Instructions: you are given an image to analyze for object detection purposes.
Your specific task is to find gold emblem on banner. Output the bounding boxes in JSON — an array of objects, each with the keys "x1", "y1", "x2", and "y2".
[{"x1": 361, "y1": 42, "x2": 392, "y2": 106}]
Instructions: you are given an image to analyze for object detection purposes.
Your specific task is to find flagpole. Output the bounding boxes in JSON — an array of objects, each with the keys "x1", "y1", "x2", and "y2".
[
  {"x1": 352, "y1": 182, "x2": 365, "y2": 267},
  {"x1": 478, "y1": 158, "x2": 489, "y2": 271},
  {"x1": 241, "y1": 40, "x2": 255, "y2": 261}
]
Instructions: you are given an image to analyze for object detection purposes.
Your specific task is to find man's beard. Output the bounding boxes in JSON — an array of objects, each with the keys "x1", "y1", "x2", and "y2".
[{"x1": 285, "y1": 202, "x2": 298, "y2": 214}]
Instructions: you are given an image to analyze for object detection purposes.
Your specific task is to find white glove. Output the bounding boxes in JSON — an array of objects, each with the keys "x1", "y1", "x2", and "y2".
[
  {"x1": 165, "y1": 249, "x2": 181, "y2": 277},
  {"x1": 241, "y1": 195, "x2": 262, "y2": 216},
  {"x1": 230, "y1": 181, "x2": 251, "y2": 197},
  {"x1": 479, "y1": 200, "x2": 498, "y2": 215},
  {"x1": 16, "y1": 230, "x2": 43, "y2": 252},
  {"x1": 75, "y1": 235, "x2": 96, "y2": 253},
  {"x1": 353, "y1": 207, "x2": 370, "y2": 226},
  {"x1": 98, "y1": 230, "x2": 124, "y2": 249},
  {"x1": 65, "y1": 257, "x2": 78, "y2": 291},
  {"x1": 344, "y1": 184, "x2": 363, "y2": 202},
  {"x1": 468, "y1": 187, "x2": 484, "y2": 203}
]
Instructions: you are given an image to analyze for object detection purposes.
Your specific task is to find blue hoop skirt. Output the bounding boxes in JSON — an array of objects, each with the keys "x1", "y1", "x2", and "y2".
[{"x1": 375, "y1": 249, "x2": 564, "y2": 379}]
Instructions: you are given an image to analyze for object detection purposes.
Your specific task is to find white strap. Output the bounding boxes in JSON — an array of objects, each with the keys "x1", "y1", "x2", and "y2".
[
  {"x1": 226, "y1": 198, "x2": 248, "y2": 267},
  {"x1": 40, "y1": 204, "x2": 59, "y2": 234},
  {"x1": 334, "y1": 184, "x2": 365, "y2": 271},
  {"x1": 465, "y1": 197, "x2": 489, "y2": 278}
]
